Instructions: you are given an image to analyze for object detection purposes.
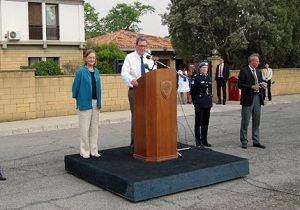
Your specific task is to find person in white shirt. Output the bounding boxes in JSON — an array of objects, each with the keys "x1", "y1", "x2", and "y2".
[
  {"x1": 177, "y1": 64, "x2": 190, "y2": 104},
  {"x1": 262, "y1": 63, "x2": 273, "y2": 101},
  {"x1": 121, "y1": 36, "x2": 153, "y2": 146}
]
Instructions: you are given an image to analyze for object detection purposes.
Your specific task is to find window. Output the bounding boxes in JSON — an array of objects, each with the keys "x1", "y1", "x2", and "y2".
[
  {"x1": 46, "y1": 57, "x2": 59, "y2": 64},
  {"x1": 46, "y1": 4, "x2": 59, "y2": 40},
  {"x1": 28, "y1": 3, "x2": 42, "y2": 40},
  {"x1": 28, "y1": 57, "x2": 42, "y2": 66}
]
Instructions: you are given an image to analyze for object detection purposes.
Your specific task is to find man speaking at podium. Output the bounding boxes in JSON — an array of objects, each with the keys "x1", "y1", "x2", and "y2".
[{"x1": 121, "y1": 35, "x2": 153, "y2": 146}]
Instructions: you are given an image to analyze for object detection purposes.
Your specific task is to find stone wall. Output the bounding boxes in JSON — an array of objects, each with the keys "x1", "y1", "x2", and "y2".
[
  {"x1": 229, "y1": 68, "x2": 300, "y2": 96},
  {"x1": 0, "y1": 68, "x2": 299, "y2": 122},
  {"x1": 0, "y1": 70, "x2": 36, "y2": 122},
  {"x1": 0, "y1": 46, "x2": 83, "y2": 71}
]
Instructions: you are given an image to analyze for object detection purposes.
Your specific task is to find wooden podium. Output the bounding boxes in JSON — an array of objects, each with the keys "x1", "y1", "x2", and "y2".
[{"x1": 133, "y1": 68, "x2": 178, "y2": 162}]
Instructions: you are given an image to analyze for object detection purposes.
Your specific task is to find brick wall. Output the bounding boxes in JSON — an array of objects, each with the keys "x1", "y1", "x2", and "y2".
[
  {"x1": 35, "y1": 76, "x2": 75, "y2": 118},
  {"x1": 0, "y1": 70, "x2": 36, "y2": 122},
  {"x1": 0, "y1": 46, "x2": 83, "y2": 70},
  {"x1": 0, "y1": 69, "x2": 299, "y2": 122},
  {"x1": 229, "y1": 68, "x2": 300, "y2": 96}
]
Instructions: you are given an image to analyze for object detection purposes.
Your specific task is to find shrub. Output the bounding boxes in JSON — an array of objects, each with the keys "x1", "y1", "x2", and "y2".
[
  {"x1": 93, "y1": 43, "x2": 126, "y2": 74},
  {"x1": 21, "y1": 61, "x2": 63, "y2": 76},
  {"x1": 62, "y1": 61, "x2": 83, "y2": 75}
]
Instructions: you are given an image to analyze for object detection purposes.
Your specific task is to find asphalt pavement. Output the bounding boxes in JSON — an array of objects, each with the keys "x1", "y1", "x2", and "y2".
[{"x1": 0, "y1": 94, "x2": 299, "y2": 210}]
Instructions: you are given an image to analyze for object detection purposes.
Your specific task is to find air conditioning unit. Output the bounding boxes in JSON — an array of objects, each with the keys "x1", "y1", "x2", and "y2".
[{"x1": 7, "y1": 31, "x2": 21, "y2": 41}]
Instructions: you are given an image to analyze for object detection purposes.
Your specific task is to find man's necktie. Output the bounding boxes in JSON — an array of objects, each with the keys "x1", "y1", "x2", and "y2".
[
  {"x1": 252, "y1": 69, "x2": 258, "y2": 84},
  {"x1": 141, "y1": 56, "x2": 145, "y2": 76},
  {"x1": 219, "y1": 64, "x2": 223, "y2": 77}
]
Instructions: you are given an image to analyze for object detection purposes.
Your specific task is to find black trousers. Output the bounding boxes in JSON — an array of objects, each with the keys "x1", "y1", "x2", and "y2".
[
  {"x1": 194, "y1": 107, "x2": 211, "y2": 145},
  {"x1": 263, "y1": 80, "x2": 272, "y2": 101},
  {"x1": 216, "y1": 78, "x2": 227, "y2": 103}
]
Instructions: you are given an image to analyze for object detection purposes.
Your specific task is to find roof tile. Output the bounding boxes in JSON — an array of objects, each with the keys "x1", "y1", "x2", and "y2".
[{"x1": 87, "y1": 30, "x2": 173, "y2": 50}]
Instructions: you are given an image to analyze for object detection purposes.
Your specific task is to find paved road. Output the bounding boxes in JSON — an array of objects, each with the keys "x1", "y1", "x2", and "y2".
[{"x1": 0, "y1": 96, "x2": 299, "y2": 209}]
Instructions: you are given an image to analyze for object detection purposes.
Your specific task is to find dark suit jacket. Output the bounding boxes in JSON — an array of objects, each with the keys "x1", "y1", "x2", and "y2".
[
  {"x1": 215, "y1": 63, "x2": 230, "y2": 82},
  {"x1": 190, "y1": 74, "x2": 213, "y2": 108},
  {"x1": 238, "y1": 66, "x2": 264, "y2": 106}
]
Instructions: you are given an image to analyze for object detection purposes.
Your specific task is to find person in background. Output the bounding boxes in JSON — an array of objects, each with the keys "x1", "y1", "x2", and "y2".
[
  {"x1": 187, "y1": 64, "x2": 195, "y2": 104},
  {"x1": 262, "y1": 62, "x2": 273, "y2": 101},
  {"x1": 190, "y1": 61, "x2": 213, "y2": 147},
  {"x1": 72, "y1": 49, "x2": 102, "y2": 158},
  {"x1": 215, "y1": 57, "x2": 230, "y2": 105},
  {"x1": 238, "y1": 53, "x2": 267, "y2": 149},
  {"x1": 177, "y1": 64, "x2": 190, "y2": 104},
  {"x1": 0, "y1": 168, "x2": 6, "y2": 181},
  {"x1": 121, "y1": 35, "x2": 151, "y2": 146}
]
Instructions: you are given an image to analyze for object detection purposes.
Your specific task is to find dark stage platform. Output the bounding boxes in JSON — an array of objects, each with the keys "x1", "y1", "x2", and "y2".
[{"x1": 65, "y1": 144, "x2": 249, "y2": 202}]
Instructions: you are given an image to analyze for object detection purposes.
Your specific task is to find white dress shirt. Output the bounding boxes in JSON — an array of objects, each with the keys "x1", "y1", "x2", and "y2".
[{"x1": 121, "y1": 51, "x2": 154, "y2": 87}]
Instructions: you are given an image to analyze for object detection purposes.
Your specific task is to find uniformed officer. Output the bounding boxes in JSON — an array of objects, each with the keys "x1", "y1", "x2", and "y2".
[{"x1": 190, "y1": 61, "x2": 213, "y2": 147}]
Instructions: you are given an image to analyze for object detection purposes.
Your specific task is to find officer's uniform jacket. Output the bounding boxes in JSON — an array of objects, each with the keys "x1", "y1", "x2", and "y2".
[{"x1": 190, "y1": 73, "x2": 213, "y2": 108}]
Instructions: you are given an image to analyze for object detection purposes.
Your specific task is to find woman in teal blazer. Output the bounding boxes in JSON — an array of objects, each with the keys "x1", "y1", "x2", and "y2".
[{"x1": 72, "y1": 49, "x2": 102, "y2": 158}]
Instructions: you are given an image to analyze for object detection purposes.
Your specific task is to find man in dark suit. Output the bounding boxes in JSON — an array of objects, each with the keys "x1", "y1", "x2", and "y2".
[
  {"x1": 238, "y1": 53, "x2": 267, "y2": 149},
  {"x1": 0, "y1": 168, "x2": 6, "y2": 181},
  {"x1": 215, "y1": 57, "x2": 230, "y2": 105}
]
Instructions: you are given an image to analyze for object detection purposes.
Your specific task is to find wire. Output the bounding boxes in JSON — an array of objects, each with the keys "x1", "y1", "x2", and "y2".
[
  {"x1": 176, "y1": 93, "x2": 300, "y2": 198},
  {"x1": 242, "y1": 177, "x2": 300, "y2": 197},
  {"x1": 177, "y1": 92, "x2": 195, "y2": 144}
]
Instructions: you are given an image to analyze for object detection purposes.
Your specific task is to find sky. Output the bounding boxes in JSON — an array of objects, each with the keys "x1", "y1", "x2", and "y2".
[{"x1": 84, "y1": 0, "x2": 170, "y2": 37}]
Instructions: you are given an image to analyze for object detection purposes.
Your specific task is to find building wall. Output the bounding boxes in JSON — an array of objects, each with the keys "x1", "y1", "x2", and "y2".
[
  {"x1": 0, "y1": 46, "x2": 83, "y2": 70},
  {"x1": 0, "y1": 69, "x2": 299, "y2": 122},
  {"x1": 0, "y1": 0, "x2": 84, "y2": 42}
]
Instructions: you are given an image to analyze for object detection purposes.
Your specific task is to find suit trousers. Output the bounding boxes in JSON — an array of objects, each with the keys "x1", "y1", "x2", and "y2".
[
  {"x1": 240, "y1": 94, "x2": 261, "y2": 145},
  {"x1": 128, "y1": 88, "x2": 134, "y2": 145},
  {"x1": 194, "y1": 107, "x2": 211, "y2": 145},
  {"x1": 78, "y1": 100, "x2": 99, "y2": 157},
  {"x1": 216, "y1": 78, "x2": 227, "y2": 103}
]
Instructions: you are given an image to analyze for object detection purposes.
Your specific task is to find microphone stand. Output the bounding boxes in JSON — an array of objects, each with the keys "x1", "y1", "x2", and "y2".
[{"x1": 155, "y1": 60, "x2": 170, "y2": 69}]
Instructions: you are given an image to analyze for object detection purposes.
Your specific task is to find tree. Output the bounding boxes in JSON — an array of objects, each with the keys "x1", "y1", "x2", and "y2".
[
  {"x1": 162, "y1": 0, "x2": 299, "y2": 68},
  {"x1": 94, "y1": 43, "x2": 126, "y2": 74},
  {"x1": 102, "y1": 2, "x2": 155, "y2": 33},
  {"x1": 84, "y1": 2, "x2": 103, "y2": 39}
]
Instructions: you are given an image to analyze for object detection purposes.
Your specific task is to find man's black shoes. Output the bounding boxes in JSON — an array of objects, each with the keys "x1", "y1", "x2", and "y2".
[
  {"x1": 0, "y1": 172, "x2": 6, "y2": 181},
  {"x1": 241, "y1": 144, "x2": 247, "y2": 149},
  {"x1": 253, "y1": 143, "x2": 266, "y2": 149},
  {"x1": 196, "y1": 142, "x2": 204, "y2": 148},
  {"x1": 203, "y1": 143, "x2": 212, "y2": 147}
]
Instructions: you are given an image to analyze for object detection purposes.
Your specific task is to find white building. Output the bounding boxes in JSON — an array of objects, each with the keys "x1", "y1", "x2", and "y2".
[{"x1": 0, "y1": 0, "x2": 85, "y2": 70}]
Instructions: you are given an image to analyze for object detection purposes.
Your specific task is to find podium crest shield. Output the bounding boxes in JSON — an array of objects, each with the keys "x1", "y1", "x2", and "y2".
[{"x1": 161, "y1": 81, "x2": 172, "y2": 99}]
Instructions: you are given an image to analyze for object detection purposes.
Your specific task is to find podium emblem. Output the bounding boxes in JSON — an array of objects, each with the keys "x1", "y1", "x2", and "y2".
[{"x1": 161, "y1": 81, "x2": 172, "y2": 99}]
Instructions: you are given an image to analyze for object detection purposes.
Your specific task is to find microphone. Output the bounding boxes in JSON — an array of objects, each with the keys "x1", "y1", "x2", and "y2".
[{"x1": 146, "y1": 55, "x2": 170, "y2": 69}]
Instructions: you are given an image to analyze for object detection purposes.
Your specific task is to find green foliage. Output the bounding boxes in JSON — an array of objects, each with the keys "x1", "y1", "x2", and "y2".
[
  {"x1": 84, "y1": 1, "x2": 155, "y2": 39},
  {"x1": 162, "y1": 0, "x2": 300, "y2": 68},
  {"x1": 84, "y1": 2, "x2": 104, "y2": 39},
  {"x1": 21, "y1": 61, "x2": 63, "y2": 76},
  {"x1": 93, "y1": 43, "x2": 126, "y2": 74},
  {"x1": 101, "y1": 2, "x2": 155, "y2": 33}
]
